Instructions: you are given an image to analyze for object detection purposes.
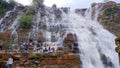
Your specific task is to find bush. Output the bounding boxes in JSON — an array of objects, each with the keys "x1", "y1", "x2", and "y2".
[
  {"x1": 0, "y1": 8, "x2": 7, "y2": 15},
  {"x1": 25, "y1": 6, "x2": 36, "y2": 15},
  {"x1": 0, "y1": 59, "x2": 4, "y2": 62},
  {"x1": 19, "y1": 14, "x2": 33, "y2": 29},
  {"x1": 50, "y1": 53, "x2": 58, "y2": 58},
  {"x1": 104, "y1": 8, "x2": 118, "y2": 16}
]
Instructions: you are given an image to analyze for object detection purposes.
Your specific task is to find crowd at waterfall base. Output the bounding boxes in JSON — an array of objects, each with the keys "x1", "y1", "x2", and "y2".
[{"x1": 0, "y1": 37, "x2": 80, "y2": 68}]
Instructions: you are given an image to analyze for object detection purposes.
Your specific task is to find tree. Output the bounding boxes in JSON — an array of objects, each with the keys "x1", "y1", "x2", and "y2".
[
  {"x1": 32, "y1": 0, "x2": 44, "y2": 9},
  {"x1": 19, "y1": 14, "x2": 33, "y2": 29}
]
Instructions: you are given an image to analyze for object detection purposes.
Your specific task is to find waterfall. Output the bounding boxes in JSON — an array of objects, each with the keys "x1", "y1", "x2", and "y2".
[
  {"x1": 59, "y1": 5, "x2": 119, "y2": 68},
  {"x1": 0, "y1": 4, "x2": 119, "y2": 68},
  {"x1": 28, "y1": 6, "x2": 120, "y2": 68},
  {"x1": 27, "y1": 5, "x2": 120, "y2": 67}
]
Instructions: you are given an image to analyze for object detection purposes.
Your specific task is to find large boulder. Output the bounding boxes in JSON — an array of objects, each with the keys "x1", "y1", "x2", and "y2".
[{"x1": 64, "y1": 33, "x2": 75, "y2": 46}]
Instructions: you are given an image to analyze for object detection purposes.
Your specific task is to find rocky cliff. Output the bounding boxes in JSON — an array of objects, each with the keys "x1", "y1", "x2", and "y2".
[{"x1": 98, "y1": 1, "x2": 120, "y2": 37}]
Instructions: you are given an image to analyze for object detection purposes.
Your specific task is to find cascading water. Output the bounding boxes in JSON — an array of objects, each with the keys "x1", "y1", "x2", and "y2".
[
  {"x1": 29, "y1": 5, "x2": 119, "y2": 68},
  {"x1": 59, "y1": 5, "x2": 119, "y2": 68},
  {"x1": 27, "y1": 4, "x2": 120, "y2": 67}
]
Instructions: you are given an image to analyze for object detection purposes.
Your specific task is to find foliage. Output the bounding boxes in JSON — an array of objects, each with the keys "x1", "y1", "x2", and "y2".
[
  {"x1": 9, "y1": 0, "x2": 16, "y2": 8},
  {"x1": 30, "y1": 53, "x2": 38, "y2": 59},
  {"x1": 50, "y1": 53, "x2": 58, "y2": 58},
  {"x1": 32, "y1": 0, "x2": 44, "y2": 9},
  {"x1": 0, "y1": 0, "x2": 16, "y2": 15},
  {"x1": 19, "y1": 14, "x2": 33, "y2": 29},
  {"x1": 3, "y1": 42, "x2": 11, "y2": 49},
  {"x1": 0, "y1": 59, "x2": 4, "y2": 62},
  {"x1": 0, "y1": 8, "x2": 7, "y2": 15},
  {"x1": 25, "y1": 6, "x2": 36, "y2": 15},
  {"x1": 0, "y1": 0, "x2": 16, "y2": 9},
  {"x1": 0, "y1": 0, "x2": 9, "y2": 8},
  {"x1": 104, "y1": 8, "x2": 118, "y2": 16}
]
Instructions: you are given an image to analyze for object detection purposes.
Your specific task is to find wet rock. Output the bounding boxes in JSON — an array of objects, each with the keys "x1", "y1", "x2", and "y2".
[
  {"x1": 75, "y1": 9, "x2": 87, "y2": 16},
  {"x1": 61, "y1": 7, "x2": 69, "y2": 13},
  {"x1": 63, "y1": 33, "x2": 79, "y2": 53},
  {"x1": 39, "y1": 9, "x2": 46, "y2": 16},
  {"x1": 17, "y1": 29, "x2": 29, "y2": 42},
  {"x1": 115, "y1": 37, "x2": 120, "y2": 63},
  {"x1": 64, "y1": 33, "x2": 75, "y2": 46},
  {"x1": 0, "y1": 31, "x2": 11, "y2": 42},
  {"x1": 100, "y1": 54, "x2": 114, "y2": 67},
  {"x1": 38, "y1": 32, "x2": 44, "y2": 42},
  {"x1": 52, "y1": 4, "x2": 57, "y2": 9},
  {"x1": 54, "y1": 9, "x2": 62, "y2": 20}
]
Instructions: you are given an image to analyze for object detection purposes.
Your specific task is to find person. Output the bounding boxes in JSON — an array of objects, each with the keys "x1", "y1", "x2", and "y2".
[
  {"x1": 51, "y1": 45, "x2": 55, "y2": 52},
  {"x1": 48, "y1": 46, "x2": 51, "y2": 52},
  {"x1": 0, "y1": 43, "x2": 3, "y2": 50},
  {"x1": 7, "y1": 57, "x2": 13, "y2": 68}
]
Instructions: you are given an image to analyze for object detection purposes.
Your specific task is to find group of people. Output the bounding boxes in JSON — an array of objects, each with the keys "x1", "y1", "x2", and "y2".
[
  {"x1": 42, "y1": 43, "x2": 55, "y2": 53},
  {"x1": 22, "y1": 42, "x2": 33, "y2": 52},
  {"x1": 21, "y1": 42, "x2": 56, "y2": 53}
]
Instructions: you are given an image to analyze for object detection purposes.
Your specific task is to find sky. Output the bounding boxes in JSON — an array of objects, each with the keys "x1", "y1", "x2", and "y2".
[{"x1": 14, "y1": 0, "x2": 120, "y2": 9}]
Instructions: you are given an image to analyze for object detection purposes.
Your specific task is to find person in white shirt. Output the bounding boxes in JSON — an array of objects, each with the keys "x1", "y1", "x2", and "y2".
[{"x1": 7, "y1": 57, "x2": 13, "y2": 68}]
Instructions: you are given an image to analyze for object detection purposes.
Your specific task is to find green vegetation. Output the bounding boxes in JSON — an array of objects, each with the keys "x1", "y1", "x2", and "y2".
[
  {"x1": 104, "y1": 8, "x2": 118, "y2": 16},
  {"x1": 3, "y1": 42, "x2": 12, "y2": 50},
  {"x1": 0, "y1": 0, "x2": 16, "y2": 15},
  {"x1": 0, "y1": 59, "x2": 4, "y2": 62},
  {"x1": 19, "y1": 14, "x2": 33, "y2": 29},
  {"x1": 32, "y1": 0, "x2": 44, "y2": 9},
  {"x1": 0, "y1": 8, "x2": 7, "y2": 15},
  {"x1": 50, "y1": 53, "x2": 58, "y2": 58},
  {"x1": 25, "y1": 6, "x2": 36, "y2": 15}
]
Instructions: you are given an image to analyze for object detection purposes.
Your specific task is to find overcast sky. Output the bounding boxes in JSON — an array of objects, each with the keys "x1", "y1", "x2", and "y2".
[{"x1": 14, "y1": 0, "x2": 120, "y2": 9}]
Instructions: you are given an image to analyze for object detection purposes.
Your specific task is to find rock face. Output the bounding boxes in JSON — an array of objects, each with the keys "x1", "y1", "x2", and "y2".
[
  {"x1": 115, "y1": 37, "x2": 120, "y2": 63},
  {"x1": 98, "y1": 1, "x2": 120, "y2": 37},
  {"x1": 0, "y1": 31, "x2": 11, "y2": 42},
  {"x1": 63, "y1": 33, "x2": 79, "y2": 53}
]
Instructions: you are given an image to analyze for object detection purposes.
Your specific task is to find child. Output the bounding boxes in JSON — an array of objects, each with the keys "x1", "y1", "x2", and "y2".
[{"x1": 7, "y1": 57, "x2": 13, "y2": 68}]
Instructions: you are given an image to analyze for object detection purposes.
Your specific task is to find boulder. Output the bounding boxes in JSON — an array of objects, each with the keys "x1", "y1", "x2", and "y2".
[
  {"x1": 63, "y1": 33, "x2": 77, "y2": 53},
  {"x1": 115, "y1": 37, "x2": 120, "y2": 45},
  {"x1": 38, "y1": 32, "x2": 44, "y2": 42},
  {"x1": 64, "y1": 33, "x2": 75, "y2": 46}
]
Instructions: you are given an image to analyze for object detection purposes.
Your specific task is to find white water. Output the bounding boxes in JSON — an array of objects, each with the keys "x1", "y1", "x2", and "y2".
[
  {"x1": 60, "y1": 6, "x2": 119, "y2": 68},
  {"x1": 0, "y1": 7, "x2": 17, "y2": 32},
  {"x1": 30, "y1": 6, "x2": 119, "y2": 68},
  {"x1": 65, "y1": 11, "x2": 119, "y2": 68}
]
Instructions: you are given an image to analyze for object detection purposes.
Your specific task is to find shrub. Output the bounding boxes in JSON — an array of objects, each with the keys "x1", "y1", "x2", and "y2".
[
  {"x1": 0, "y1": 8, "x2": 7, "y2": 15},
  {"x1": 19, "y1": 14, "x2": 33, "y2": 29},
  {"x1": 25, "y1": 6, "x2": 36, "y2": 15},
  {"x1": 50, "y1": 53, "x2": 58, "y2": 58},
  {"x1": 0, "y1": 58, "x2": 4, "y2": 62},
  {"x1": 104, "y1": 8, "x2": 118, "y2": 16}
]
